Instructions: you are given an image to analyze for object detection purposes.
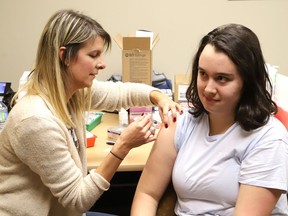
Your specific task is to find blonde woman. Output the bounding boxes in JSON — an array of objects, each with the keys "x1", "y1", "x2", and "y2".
[{"x1": 0, "y1": 9, "x2": 182, "y2": 216}]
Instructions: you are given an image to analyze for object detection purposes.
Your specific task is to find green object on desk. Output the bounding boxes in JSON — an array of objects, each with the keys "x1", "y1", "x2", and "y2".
[{"x1": 85, "y1": 112, "x2": 103, "y2": 132}]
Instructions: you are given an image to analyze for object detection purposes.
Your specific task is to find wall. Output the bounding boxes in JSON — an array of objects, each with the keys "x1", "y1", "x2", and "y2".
[{"x1": 0, "y1": 0, "x2": 287, "y2": 90}]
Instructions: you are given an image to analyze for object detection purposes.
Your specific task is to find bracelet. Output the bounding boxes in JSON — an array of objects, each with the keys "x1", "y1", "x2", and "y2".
[{"x1": 110, "y1": 150, "x2": 124, "y2": 161}]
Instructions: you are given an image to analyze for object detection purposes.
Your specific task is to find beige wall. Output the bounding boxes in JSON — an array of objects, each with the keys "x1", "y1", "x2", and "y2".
[{"x1": 1, "y1": 0, "x2": 287, "y2": 90}]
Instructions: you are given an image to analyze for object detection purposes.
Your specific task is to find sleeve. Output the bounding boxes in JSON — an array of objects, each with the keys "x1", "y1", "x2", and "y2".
[
  {"x1": 90, "y1": 80, "x2": 160, "y2": 111},
  {"x1": 174, "y1": 111, "x2": 198, "y2": 151},
  {"x1": 10, "y1": 115, "x2": 110, "y2": 212},
  {"x1": 239, "y1": 132, "x2": 288, "y2": 192}
]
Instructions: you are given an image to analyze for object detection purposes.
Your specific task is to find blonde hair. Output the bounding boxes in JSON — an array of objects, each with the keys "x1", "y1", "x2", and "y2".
[{"x1": 13, "y1": 9, "x2": 111, "y2": 128}]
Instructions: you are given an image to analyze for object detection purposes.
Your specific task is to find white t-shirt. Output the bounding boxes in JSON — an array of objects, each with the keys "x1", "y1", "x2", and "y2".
[{"x1": 172, "y1": 111, "x2": 288, "y2": 215}]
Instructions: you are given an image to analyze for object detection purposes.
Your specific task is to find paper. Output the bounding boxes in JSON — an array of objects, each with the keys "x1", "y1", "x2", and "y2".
[{"x1": 136, "y1": 30, "x2": 154, "y2": 49}]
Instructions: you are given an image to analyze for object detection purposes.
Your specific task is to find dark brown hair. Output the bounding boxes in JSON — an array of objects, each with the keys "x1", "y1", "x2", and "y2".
[{"x1": 186, "y1": 24, "x2": 277, "y2": 131}]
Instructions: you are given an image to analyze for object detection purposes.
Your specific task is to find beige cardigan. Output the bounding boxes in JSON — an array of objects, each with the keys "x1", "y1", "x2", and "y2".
[{"x1": 0, "y1": 80, "x2": 156, "y2": 216}]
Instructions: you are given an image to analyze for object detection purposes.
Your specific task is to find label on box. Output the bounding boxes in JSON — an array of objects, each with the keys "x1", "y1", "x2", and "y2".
[
  {"x1": 174, "y1": 74, "x2": 191, "y2": 102},
  {"x1": 122, "y1": 50, "x2": 151, "y2": 85},
  {"x1": 178, "y1": 85, "x2": 189, "y2": 101}
]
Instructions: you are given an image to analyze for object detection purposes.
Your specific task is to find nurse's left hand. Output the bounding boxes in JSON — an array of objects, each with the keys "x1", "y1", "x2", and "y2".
[{"x1": 149, "y1": 90, "x2": 183, "y2": 128}]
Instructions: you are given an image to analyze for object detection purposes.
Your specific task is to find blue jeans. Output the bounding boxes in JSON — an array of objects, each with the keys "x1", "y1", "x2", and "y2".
[{"x1": 86, "y1": 212, "x2": 118, "y2": 216}]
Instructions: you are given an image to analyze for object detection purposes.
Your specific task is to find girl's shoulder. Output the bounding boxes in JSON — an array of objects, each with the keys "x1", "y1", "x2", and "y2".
[
  {"x1": 177, "y1": 108, "x2": 204, "y2": 130},
  {"x1": 174, "y1": 109, "x2": 206, "y2": 150}
]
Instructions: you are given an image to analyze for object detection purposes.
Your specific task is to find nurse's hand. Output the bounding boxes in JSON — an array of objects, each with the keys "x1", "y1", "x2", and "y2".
[
  {"x1": 149, "y1": 90, "x2": 183, "y2": 128},
  {"x1": 112, "y1": 114, "x2": 156, "y2": 159}
]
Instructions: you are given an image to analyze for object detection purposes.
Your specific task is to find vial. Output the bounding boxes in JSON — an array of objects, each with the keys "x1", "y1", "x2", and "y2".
[{"x1": 119, "y1": 108, "x2": 128, "y2": 126}]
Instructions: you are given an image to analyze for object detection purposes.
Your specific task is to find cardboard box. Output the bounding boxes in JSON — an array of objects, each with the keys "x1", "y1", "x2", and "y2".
[
  {"x1": 114, "y1": 32, "x2": 160, "y2": 85},
  {"x1": 174, "y1": 74, "x2": 191, "y2": 103}
]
